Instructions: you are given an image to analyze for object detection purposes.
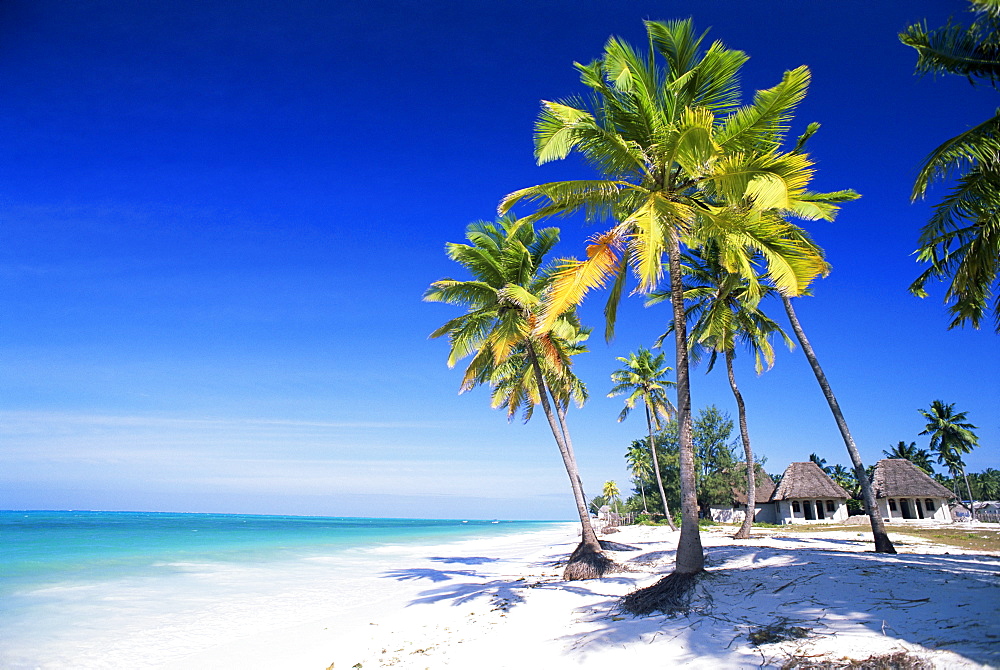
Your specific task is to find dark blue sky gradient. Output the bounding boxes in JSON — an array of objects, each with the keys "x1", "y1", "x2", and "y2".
[{"x1": 1, "y1": 1, "x2": 996, "y2": 518}]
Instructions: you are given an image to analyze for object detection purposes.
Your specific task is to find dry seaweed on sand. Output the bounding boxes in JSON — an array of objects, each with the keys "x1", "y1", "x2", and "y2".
[
  {"x1": 781, "y1": 651, "x2": 932, "y2": 670},
  {"x1": 618, "y1": 571, "x2": 701, "y2": 616},
  {"x1": 748, "y1": 619, "x2": 811, "y2": 646}
]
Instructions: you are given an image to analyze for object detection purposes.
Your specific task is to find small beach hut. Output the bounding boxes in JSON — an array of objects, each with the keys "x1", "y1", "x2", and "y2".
[
  {"x1": 871, "y1": 458, "x2": 954, "y2": 523},
  {"x1": 709, "y1": 472, "x2": 777, "y2": 524},
  {"x1": 770, "y1": 461, "x2": 851, "y2": 524}
]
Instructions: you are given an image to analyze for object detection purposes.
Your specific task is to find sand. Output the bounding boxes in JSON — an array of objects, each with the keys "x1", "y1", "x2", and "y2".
[{"x1": 170, "y1": 522, "x2": 1000, "y2": 670}]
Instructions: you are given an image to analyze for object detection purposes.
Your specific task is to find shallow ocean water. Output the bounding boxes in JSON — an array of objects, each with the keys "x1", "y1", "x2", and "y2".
[{"x1": 0, "y1": 511, "x2": 558, "y2": 669}]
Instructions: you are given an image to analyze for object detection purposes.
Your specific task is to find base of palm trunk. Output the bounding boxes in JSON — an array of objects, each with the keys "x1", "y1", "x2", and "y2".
[
  {"x1": 873, "y1": 533, "x2": 897, "y2": 554},
  {"x1": 562, "y1": 541, "x2": 616, "y2": 581},
  {"x1": 619, "y1": 570, "x2": 701, "y2": 616}
]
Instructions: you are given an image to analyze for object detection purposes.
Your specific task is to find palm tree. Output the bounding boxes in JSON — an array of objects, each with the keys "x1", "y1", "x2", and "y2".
[
  {"x1": 609, "y1": 347, "x2": 678, "y2": 530},
  {"x1": 602, "y1": 480, "x2": 622, "y2": 514},
  {"x1": 425, "y1": 217, "x2": 613, "y2": 579},
  {"x1": 656, "y1": 243, "x2": 792, "y2": 539},
  {"x1": 919, "y1": 400, "x2": 980, "y2": 519},
  {"x1": 970, "y1": 468, "x2": 1000, "y2": 500},
  {"x1": 883, "y1": 441, "x2": 936, "y2": 474},
  {"x1": 901, "y1": 1, "x2": 1000, "y2": 331},
  {"x1": 501, "y1": 19, "x2": 843, "y2": 578},
  {"x1": 781, "y1": 294, "x2": 897, "y2": 553},
  {"x1": 625, "y1": 442, "x2": 652, "y2": 513},
  {"x1": 809, "y1": 452, "x2": 833, "y2": 475},
  {"x1": 829, "y1": 464, "x2": 858, "y2": 498}
]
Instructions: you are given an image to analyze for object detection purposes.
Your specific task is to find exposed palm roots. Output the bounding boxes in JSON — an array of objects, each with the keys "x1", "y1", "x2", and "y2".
[
  {"x1": 562, "y1": 542, "x2": 617, "y2": 581},
  {"x1": 619, "y1": 570, "x2": 701, "y2": 615}
]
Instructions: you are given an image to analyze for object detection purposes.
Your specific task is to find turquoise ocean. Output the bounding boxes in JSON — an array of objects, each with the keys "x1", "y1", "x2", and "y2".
[{"x1": 0, "y1": 510, "x2": 562, "y2": 668}]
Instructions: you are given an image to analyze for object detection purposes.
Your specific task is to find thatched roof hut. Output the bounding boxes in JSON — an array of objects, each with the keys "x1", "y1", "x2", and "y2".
[
  {"x1": 872, "y1": 459, "x2": 954, "y2": 499},
  {"x1": 771, "y1": 461, "x2": 850, "y2": 500}
]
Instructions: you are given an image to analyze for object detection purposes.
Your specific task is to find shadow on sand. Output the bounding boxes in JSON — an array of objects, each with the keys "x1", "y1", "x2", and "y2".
[{"x1": 561, "y1": 543, "x2": 1000, "y2": 667}]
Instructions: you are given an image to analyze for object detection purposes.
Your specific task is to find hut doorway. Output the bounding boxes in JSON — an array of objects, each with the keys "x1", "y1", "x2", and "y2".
[
  {"x1": 803, "y1": 501, "x2": 815, "y2": 520},
  {"x1": 900, "y1": 498, "x2": 915, "y2": 519},
  {"x1": 815, "y1": 501, "x2": 825, "y2": 520}
]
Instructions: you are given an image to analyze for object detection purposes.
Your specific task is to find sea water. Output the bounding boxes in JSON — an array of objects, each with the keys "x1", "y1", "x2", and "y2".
[{"x1": 0, "y1": 511, "x2": 560, "y2": 669}]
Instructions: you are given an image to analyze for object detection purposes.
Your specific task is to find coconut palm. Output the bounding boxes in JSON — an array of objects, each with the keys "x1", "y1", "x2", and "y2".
[
  {"x1": 809, "y1": 452, "x2": 833, "y2": 476},
  {"x1": 501, "y1": 19, "x2": 845, "y2": 579},
  {"x1": 625, "y1": 442, "x2": 652, "y2": 513},
  {"x1": 970, "y1": 468, "x2": 1000, "y2": 500},
  {"x1": 883, "y1": 441, "x2": 936, "y2": 474},
  {"x1": 425, "y1": 217, "x2": 613, "y2": 579},
  {"x1": 602, "y1": 480, "x2": 622, "y2": 514},
  {"x1": 609, "y1": 347, "x2": 678, "y2": 531},
  {"x1": 654, "y1": 243, "x2": 792, "y2": 539},
  {"x1": 919, "y1": 400, "x2": 980, "y2": 519},
  {"x1": 829, "y1": 464, "x2": 858, "y2": 498},
  {"x1": 901, "y1": 0, "x2": 1000, "y2": 331}
]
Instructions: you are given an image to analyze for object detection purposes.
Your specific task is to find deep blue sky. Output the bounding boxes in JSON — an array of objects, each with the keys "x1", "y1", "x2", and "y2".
[{"x1": 2, "y1": 1, "x2": 996, "y2": 519}]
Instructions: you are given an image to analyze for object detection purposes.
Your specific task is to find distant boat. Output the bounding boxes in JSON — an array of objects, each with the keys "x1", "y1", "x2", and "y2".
[
  {"x1": 461, "y1": 520, "x2": 468, "y2": 523},
  {"x1": 491, "y1": 520, "x2": 499, "y2": 524}
]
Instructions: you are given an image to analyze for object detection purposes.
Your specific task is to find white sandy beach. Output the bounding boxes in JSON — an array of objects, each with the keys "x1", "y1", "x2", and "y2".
[{"x1": 152, "y1": 522, "x2": 1000, "y2": 670}]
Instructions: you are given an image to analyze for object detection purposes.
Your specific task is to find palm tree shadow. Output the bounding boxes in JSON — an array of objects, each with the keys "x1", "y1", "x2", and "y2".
[
  {"x1": 382, "y1": 568, "x2": 480, "y2": 583},
  {"x1": 560, "y1": 544, "x2": 1000, "y2": 667},
  {"x1": 429, "y1": 556, "x2": 500, "y2": 565}
]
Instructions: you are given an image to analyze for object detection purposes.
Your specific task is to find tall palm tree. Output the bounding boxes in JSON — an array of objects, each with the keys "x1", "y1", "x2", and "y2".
[
  {"x1": 501, "y1": 19, "x2": 842, "y2": 577},
  {"x1": 883, "y1": 441, "x2": 936, "y2": 474},
  {"x1": 781, "y1": 294, "x2": 897, "y2": 553},
  {"x1": 656, "y1": 243, "x2": 792, "y2": 539},
  {"x1": 425, "y1": 217, "x2": 613, "y2": 579},
  {"x1": 625, "y1": 441, "x2": 652, "y2": 513},
  {"x1": 609, "y1": 347, "x2": 678, "y2": 530},
  {"x1": 919, "y1": 400, "x2": 980, "y2": 519},
  {"x1": 602, "y1": 480, "x2": 622, "y2": 514},
  {"x1": 901, "y1": 0, "x2": 1000, "y2": 331}
]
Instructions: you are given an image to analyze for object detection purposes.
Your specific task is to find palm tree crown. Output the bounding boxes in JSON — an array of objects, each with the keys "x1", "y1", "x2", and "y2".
[
  {"x1": 608, "y1": 347, "x2": 676, "y2": 425},
  {"x1": 502, "y1": 17, "x2": 851, "y2": 580},
  {"x1": 902, "y1": 0, "x2": 1000, "y2": 331},
  {"x1": 919, "y1": 400, "x2": 979, "y2": 470},
  {"x1": 883, "y1": 440, "x2": 935, "y2": 474}
]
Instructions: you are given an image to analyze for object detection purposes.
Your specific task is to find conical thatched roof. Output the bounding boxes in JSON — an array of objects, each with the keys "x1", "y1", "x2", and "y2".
[
  {"x1": 872, "y1": 458, "x2": 954, "y2": 498},
  {"x1": 733, "y1": 472, "x2": 776, "y2": 505},
  {"x1": 771, "y1": 461, "x2": 850, "y2": 500}
]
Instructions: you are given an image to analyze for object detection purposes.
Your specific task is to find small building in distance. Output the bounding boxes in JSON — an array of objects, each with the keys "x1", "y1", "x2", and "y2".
[
  {"x1": 871, "y1": 458, "x2": 954, "y2": 523},
  {"x1": 771, "y1": 461, "x2": 851, "y2": 524},
  {"x1": 709, "y1": 471, "x2": 777, "y2": 524}
]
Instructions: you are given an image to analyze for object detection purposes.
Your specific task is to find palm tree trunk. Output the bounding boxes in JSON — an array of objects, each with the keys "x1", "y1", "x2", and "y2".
[
  {"x1": 781, "y1": 295, "x2": 896, "y2": 554},
  {"x1": 554, "y1": 401, "x2": 595, "y2": 526},
  {"x1": 526, "y1": 345, "x2": 612, "y2": 579},
  {"x1": 726, "y1": 349, "x2": 755, "y2": 540},
  {"x1": 961, "y1": 466, "x2": 977, "y2": 521},
  {"x1": 646, "y1": 405, "x2": 678, "y2": 530},
  {"x1": 668, "y1": 234, "x2": 704, "y2": 574}
]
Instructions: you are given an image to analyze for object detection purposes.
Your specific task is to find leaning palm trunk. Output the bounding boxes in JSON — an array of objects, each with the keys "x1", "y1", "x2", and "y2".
[
  {"x1": 646, "y1": 405, "x2": 678, "y2": 530},
  {"x1": 554, "y1": 401, "x2": 599, "y2": 528},
  {"x1": 726, "y1": 349, "x2": 756, "y2": 540},
  {"x1": 668, "y1": 236, "x2": 704, "y2": 573},
  {"x1": 527, "y1": 346, "x2": 613, "y2": 579},
  {"x1": 781, "y1": 295, "x2": 896, "y2": 554}
]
